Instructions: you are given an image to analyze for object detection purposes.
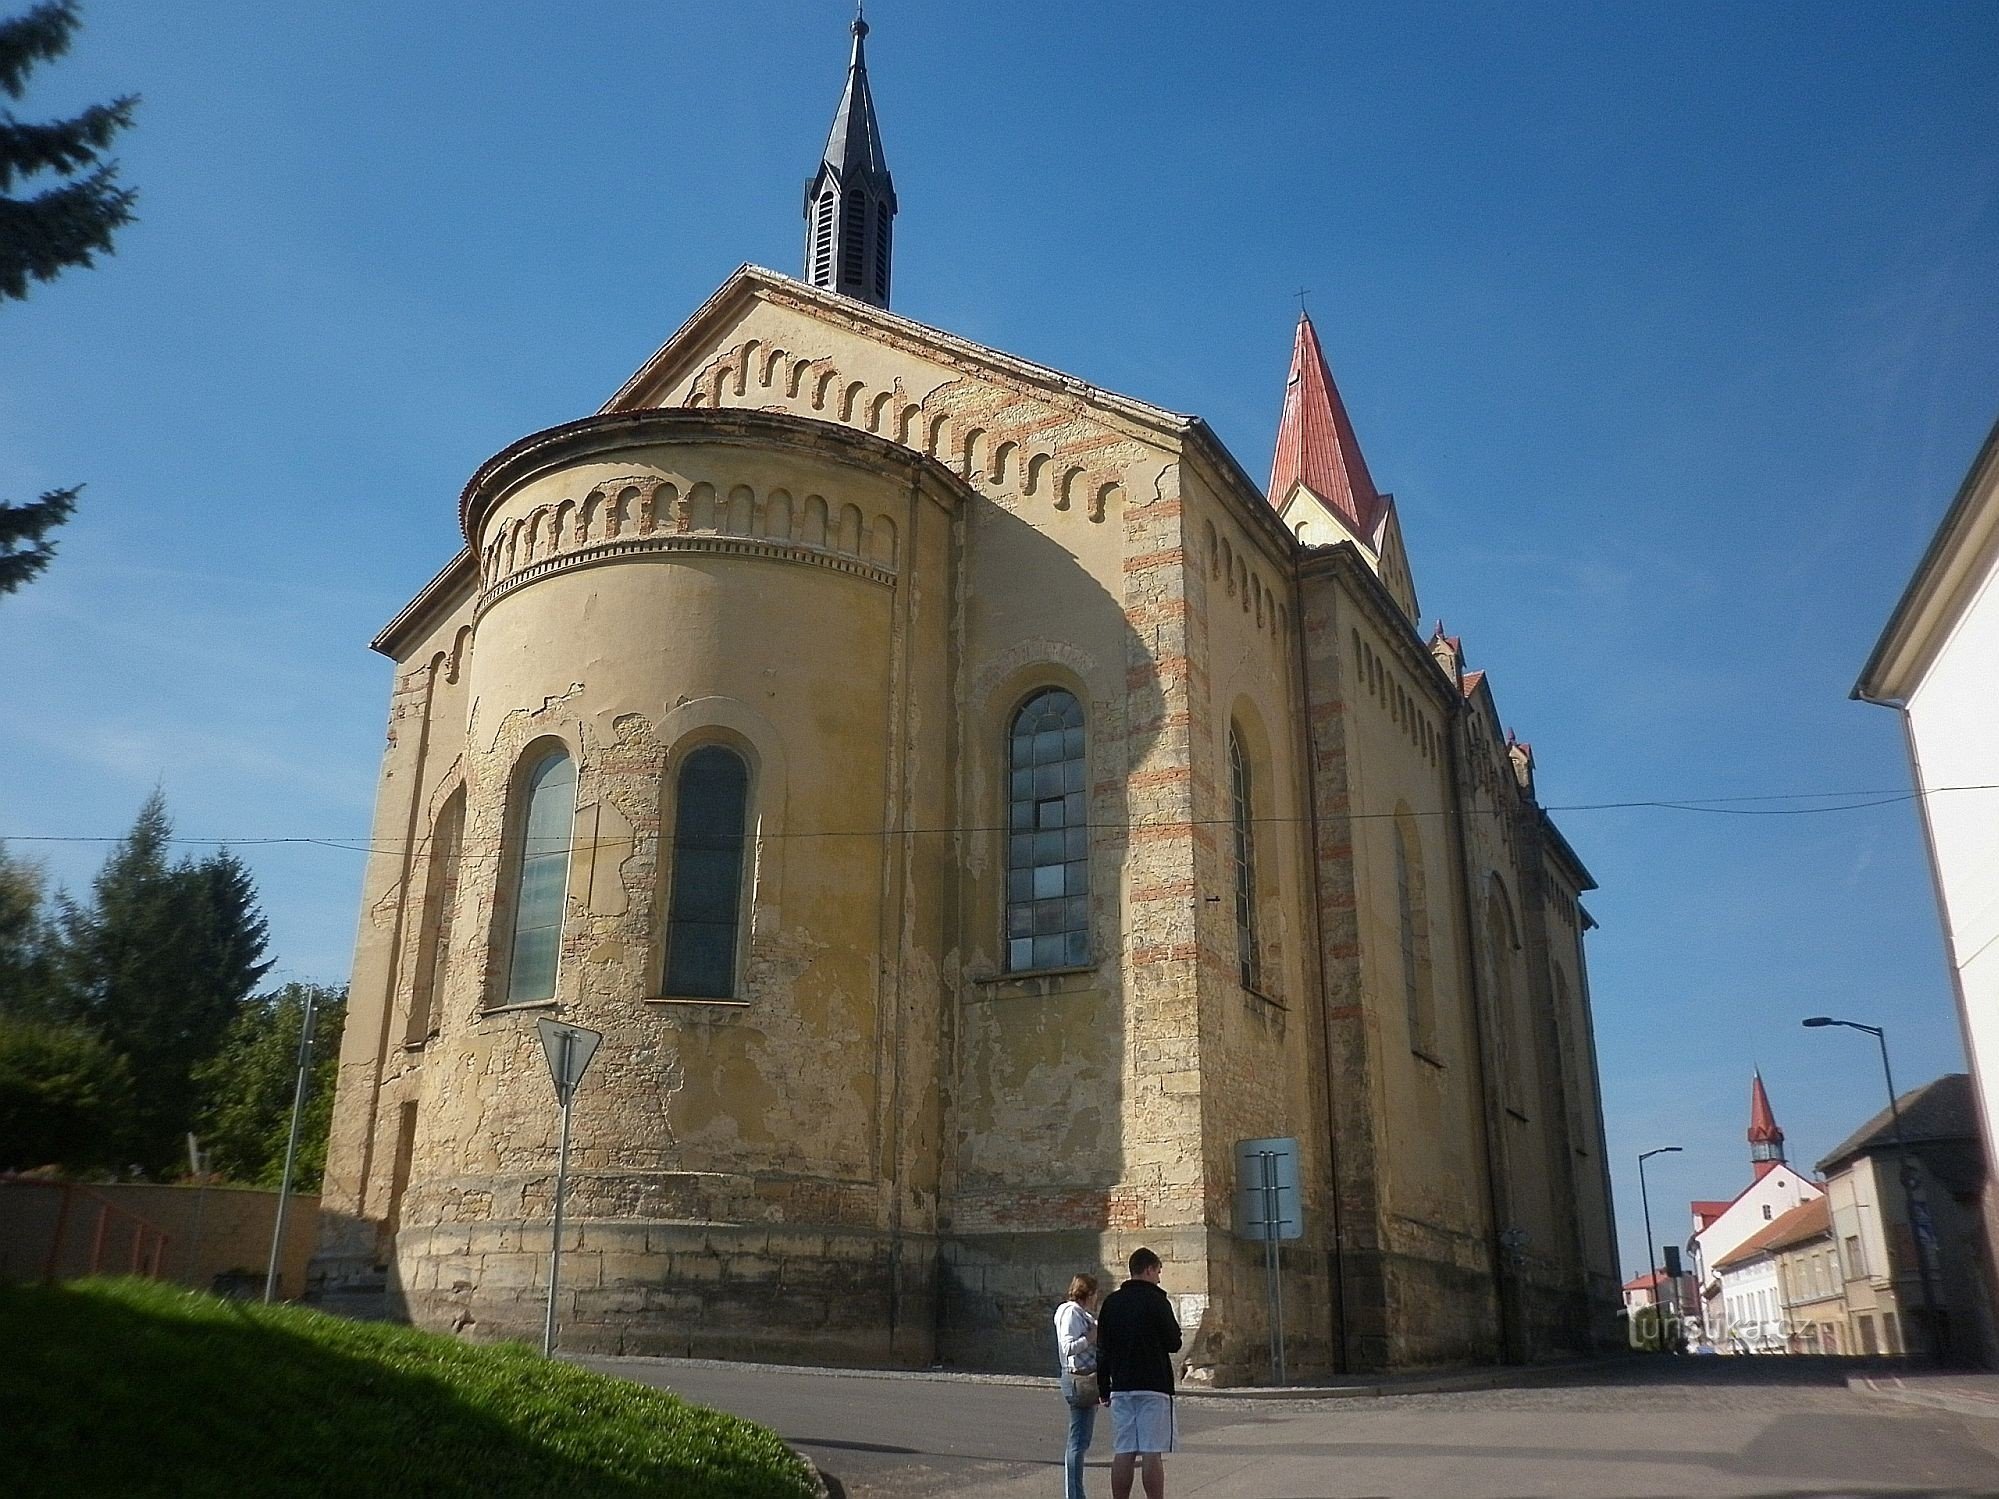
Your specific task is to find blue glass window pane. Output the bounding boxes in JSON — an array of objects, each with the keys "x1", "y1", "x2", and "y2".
[
  {"x1": 1064, "y1": 929, "x2": 1090, "y2": 965},
  {"x1": 1066, "y1": 860, "x2": 1089, "y2": 896},
  {"x1": 505, "y1": 752, "x2": 575, "y2": 1004},
  {"x1": 664, "y1": 746, "x2": 749, "y2": 998},
  {"x1": 1005, "y1": 689, "x2": 1088, "y2": 973}
]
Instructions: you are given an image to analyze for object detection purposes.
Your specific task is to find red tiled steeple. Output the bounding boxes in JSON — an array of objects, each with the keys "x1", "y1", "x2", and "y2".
[
  {"x1": 1268, "y1": 311, "x2": 1384, "y2": 539},
  {"x1": 1748, "y1": 1071, "x2": 1786, "y2": 1180}
]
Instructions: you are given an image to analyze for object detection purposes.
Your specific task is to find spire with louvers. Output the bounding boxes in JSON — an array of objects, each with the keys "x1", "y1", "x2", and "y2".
[
  {"x1": 1268, "y1": 310, "x2": 1384, "y2": 542},
  {"x1": 804, "y1": 10, "x2": 897, "y2": 308}
]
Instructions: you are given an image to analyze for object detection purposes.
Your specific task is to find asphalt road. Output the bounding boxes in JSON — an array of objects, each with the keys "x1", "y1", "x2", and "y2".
[{"x1": 577, "y1": 1354, "x2": 1999, "y2": 1498}]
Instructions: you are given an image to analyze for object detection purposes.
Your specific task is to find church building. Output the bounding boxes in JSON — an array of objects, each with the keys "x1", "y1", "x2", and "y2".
[{"x1": 314, "y1": 16, "x2": 1621, "y2": 1379}]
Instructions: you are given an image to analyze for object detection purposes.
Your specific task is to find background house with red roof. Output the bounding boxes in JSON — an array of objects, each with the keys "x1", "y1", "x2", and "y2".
[{"x1": 1687, "y1": 1075, "x2": 1824, "y2": 1342}]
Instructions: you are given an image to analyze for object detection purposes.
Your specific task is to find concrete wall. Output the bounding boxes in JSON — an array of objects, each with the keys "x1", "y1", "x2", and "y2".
[{"x1": 0, "y1": 1180, "x2": 318, "y2": 1298}]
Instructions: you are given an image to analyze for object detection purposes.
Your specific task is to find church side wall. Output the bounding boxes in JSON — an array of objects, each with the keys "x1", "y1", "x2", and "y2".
[
  {"x1": 1180, "y1": 465, "x2": 1342, "y2": 1383},
  {"x1": 316, "y1": 593, "x2": 474, "y2": 1297}
]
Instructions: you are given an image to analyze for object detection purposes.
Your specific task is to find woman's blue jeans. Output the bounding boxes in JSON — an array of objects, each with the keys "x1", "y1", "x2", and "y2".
[{"x1": 1060, "y1": 1372, "x2": 1096, "y2": 1499}]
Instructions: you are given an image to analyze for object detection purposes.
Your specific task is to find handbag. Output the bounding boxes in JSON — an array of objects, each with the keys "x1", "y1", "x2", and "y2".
[{"x1": 1064, "y1": 1368, "x2": 1101, "y2": 1408}]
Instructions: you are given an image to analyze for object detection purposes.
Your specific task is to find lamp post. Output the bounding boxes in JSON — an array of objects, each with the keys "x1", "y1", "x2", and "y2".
[
  {"x1": 1638, "y1": 1146, "x2": 1682, "y2": 1351},
  {"x1": 1802, "y1": 1016, "x2": 1948, "y2": 1363}
]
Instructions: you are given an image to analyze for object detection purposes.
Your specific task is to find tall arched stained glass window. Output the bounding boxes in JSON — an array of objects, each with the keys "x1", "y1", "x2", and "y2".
[
  {"x1": 664, "y1": 746, "x2": 750, "y2": 999},
  {"x1": 505, "y1": 751, "x2": 575, "y2": 1004},
  {"x1": 1229, "y1": 728, "x2": 1260, "y2": 991},
  {"x1": 1006, "y1": 689, "x2": 1088, "y2": 972}
]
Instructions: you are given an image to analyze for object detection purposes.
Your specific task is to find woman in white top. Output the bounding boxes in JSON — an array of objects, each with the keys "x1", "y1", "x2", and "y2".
[{"x1": 1053, "y1": 1272, "x2": 1100, "y2": 1499}]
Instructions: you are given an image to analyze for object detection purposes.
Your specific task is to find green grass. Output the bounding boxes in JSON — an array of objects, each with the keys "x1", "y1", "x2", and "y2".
[{"x1": 0, "y1": 1277, "x2": 819, "y2": 1498}]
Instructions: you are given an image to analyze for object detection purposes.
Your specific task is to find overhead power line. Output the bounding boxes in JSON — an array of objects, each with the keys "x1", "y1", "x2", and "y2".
[{"x1": 3, "y1": 783, "x2": 1994, "y2": 853}]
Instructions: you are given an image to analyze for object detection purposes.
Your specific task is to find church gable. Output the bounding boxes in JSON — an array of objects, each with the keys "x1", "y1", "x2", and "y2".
[{"x1": 603, "y1": 266, "x2": 1184, "y2": 537}]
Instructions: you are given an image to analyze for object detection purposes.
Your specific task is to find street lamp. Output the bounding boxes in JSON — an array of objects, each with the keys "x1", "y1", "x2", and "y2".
[
  {"x1": 1638, "y1": 1146, "x2": 1682, "y2": 1351},
  {"x1": 1802, "y1": 1016, "x2": 1948, "y2": 1362}
]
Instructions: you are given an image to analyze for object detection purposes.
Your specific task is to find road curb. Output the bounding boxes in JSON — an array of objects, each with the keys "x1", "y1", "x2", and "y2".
[
  {"x1": 1179, "y1": 1356, "x2": 1620, "y2": 1400},
  {"x1": 1849, "y1": 1373, "x2": 1999, "y2": 1421}
]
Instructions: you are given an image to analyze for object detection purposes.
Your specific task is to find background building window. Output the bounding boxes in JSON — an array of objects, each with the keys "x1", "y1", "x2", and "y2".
[
  {"x1": 664, "y1": 745, "x2": 751, "y2": 998},
  {"x1": 1230, "y1": 728, "x2": 1260, "y2": 990},
  {"x1": 505, "y1": 751, "x2": 575, "y2": 1004},
  {"x1": 1006, "y1": 689, "x2": 1088, "y2": 971}
]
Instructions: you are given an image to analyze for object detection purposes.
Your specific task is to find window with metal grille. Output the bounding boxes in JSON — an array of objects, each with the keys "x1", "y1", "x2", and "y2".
[
  {"x1": 1006, "y1": 690, "x2": 1088, "y2": 971},
  {"x1": 873, "y1": 201, "x2": 891, "y2": 302},
  {"x1": 841, "y1": 194, "x2": 869, "y2": 287},
  {"x1": 1230, "y1": 729, "x2": 1259, "y2": 990},
  {"x1": 504, "y1": 751, "x2": 575, "y2": 1004},
  {"x1": 812, "y1": 191, "x2": 836, "y2": 285},
  {"x1": 664, "y1": 746, "x2": 750, "y2": 998}
]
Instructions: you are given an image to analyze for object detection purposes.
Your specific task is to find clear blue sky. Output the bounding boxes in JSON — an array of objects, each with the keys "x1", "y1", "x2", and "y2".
[{"x1": 5, "y1": 1, "x2": 1996, "y2": 1284}]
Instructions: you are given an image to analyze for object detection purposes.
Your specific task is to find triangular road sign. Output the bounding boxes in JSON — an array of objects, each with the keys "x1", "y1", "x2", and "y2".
[{"x1": 535, "y1": 1017, "x2": 603, "y2": 1107}]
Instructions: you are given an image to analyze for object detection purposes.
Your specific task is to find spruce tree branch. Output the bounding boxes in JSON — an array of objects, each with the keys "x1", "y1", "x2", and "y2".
[
  {"x1": 0, "y1": 97, "x2": 137, "y2": 191},
  {"x1": 0, "y1": 2, "x2": 80, "y2": 102},
  {"x1": 0, "y1": 165, "x2": 136, "y2": 301}
]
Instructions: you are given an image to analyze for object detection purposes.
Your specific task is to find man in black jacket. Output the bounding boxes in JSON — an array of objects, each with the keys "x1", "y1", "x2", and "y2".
[{"x1": 1095, "y1": 1246, "x2": 1182, "y2": 1499}]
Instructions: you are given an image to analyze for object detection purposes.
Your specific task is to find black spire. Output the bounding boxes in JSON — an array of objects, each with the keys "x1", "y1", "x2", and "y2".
[{"x1": 804, "y1": 8, "x2": 896, "y2": 307}]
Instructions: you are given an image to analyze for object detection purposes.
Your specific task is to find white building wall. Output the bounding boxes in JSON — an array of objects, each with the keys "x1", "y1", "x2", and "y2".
[{"x1": 1903, "y1": 550, "x2": 1999, "y2": 1204}]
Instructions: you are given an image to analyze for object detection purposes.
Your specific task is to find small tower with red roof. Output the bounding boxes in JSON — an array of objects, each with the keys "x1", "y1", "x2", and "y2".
[{"x1": 1748, "y1": 1071, "x2": 1786, "y2": 1180}]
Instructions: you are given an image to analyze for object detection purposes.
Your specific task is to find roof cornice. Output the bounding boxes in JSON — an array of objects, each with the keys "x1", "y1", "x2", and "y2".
[
  {"x1": 371, "y1": 549, "x2": 475, "y2": 659},
  {"x1": 1855, "y1": 411, "x2": 1999, "y2": 705}
]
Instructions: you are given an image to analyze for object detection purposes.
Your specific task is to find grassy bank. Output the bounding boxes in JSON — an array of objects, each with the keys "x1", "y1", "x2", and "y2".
[{"x1": 0, "y1": 1277, "x2": 818, "y2": 1498}]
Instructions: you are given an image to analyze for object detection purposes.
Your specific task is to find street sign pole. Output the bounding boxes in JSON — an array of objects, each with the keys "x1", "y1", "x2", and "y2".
[
  {"x1": 264, "y1": 985, "x2": 319, "y2": 1304},
  {"x1": 534, "y1": 1017, "x2": 602, "y2": 1359},
  {"x1": 1261, "y1": 1149, "x2": 1286, "y2": 1384},
  {"x1": 543, "y1": 1028, "x2": 575, "y2": 1358}
]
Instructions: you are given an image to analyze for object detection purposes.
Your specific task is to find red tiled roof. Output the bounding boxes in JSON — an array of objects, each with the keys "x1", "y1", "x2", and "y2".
[
  {"x1": 1460, "y1": 669, "x2": 1486, "y2": 698},
  {"x1": 1713, "y1": 1197, "x2": 1831, "y2": 1270},
  {"x1": 1690, "y1": 1199, "x2": 1732, "y2": 1225},
  {"x1": 1268, "y1": 311, "x2": 1383, "y2": 539},
  {"x1": 1748, "y1": 1071, "x2": 1783, "y2": 1145}
]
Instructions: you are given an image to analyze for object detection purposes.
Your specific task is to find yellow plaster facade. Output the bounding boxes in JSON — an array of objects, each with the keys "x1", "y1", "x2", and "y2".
[{"x1": 314, "y1": 267, "x2": 1620, "y2": 1378}]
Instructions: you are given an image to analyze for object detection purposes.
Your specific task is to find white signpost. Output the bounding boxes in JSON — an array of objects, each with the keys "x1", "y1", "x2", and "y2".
[
  {"x1": 1235, "y1": 1135, "x2": 1303, "y2": 1384},
  {"x1": 535, "y1": 1017, "x2": 602, "y2": 1357}
]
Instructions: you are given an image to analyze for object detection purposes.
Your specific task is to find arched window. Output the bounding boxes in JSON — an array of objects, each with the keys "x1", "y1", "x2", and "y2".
[
  {"x1": 1484, "y1": 877, "x2": 1526, "y2": 1111},
  {"x1": 407, "y1": 788, "x2": 463, "y2": 1044},
  {"x1": 504, "y1": 751, "x2": 575, "y2": 1005},
  {"x1": 1230, "y1": 728, "x2": 1260, "y2": 990},
  {"x1": 664, "y1": 745, "x2": 751, "y2": 998},
  {"x1": 1394, "y1": 813, "x2": 1435, "y2": 1056},
  {"x1": 1006, "y1": 689, "x2": 1088, "y2": 972}
]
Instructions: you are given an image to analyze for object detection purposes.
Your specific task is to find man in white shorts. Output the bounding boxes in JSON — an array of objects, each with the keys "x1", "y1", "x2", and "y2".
[{"x1": 1094, "y1": 1246, "x2": 1183, "y2": 1499}]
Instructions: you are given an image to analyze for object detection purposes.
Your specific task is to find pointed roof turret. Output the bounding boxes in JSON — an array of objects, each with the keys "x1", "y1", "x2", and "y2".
[
  {"x1": 822, "y1": 10, "x2": 891, "y2": 187},
  {"x1": 1268, "y1": 310, "x2": 1384, "y2": 540},
  {"x1": 804, "y1": 8, "x2": 897, "y2": 307},
  {"x1": 1748, "y1": 1071, "x2": 1786, "y2": 1179}
]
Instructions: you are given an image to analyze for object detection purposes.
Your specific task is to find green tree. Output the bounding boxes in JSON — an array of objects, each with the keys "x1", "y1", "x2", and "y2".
[
  {"x1": 53, "y1": 792, "x2": 273, "y2": 1173},
  {"x1": 0, "y1": 1011, "x2": 132, "y2": 1172},
  {"x1": 0, "y1": 1, "x2": 138, "y2": 595},
  {"x1": 0, "y1": 842, "x2": 58, "y2": 1015},
  {"x1": 194, "y1": 984, "x2": 345, "y2": 1190}
]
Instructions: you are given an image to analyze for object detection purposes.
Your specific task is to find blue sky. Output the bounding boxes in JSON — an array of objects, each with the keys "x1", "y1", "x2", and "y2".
[{"x1": 4, "y1": 1, "x2": 1996, "y2": 1283}]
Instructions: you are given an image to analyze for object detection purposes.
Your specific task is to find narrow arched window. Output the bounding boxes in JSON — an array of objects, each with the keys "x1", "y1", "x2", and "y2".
[
  {"x1": 1006, "y1": 689, "x2": 1087, "y2": 972},
  {"x1": 1395, "y1": 814, "x2": 1435, "y2": 1055},
  {"x1": 407, "y1": 788, "x2": 464, "y2": 1044},
  {"x1": 664, "y1": 745, "x2": 750, "y2": 998},
  {"x1": 1230, "y1": 728, "x2": 1260, "y2": 990},
  {"x1": 505, "y1": 751, "x2": 575, "y2": 1004}
]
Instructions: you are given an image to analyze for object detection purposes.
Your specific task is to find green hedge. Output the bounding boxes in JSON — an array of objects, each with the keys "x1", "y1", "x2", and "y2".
[{"x1": 0, "y1": 1278, "x2": 817, "y2": 1498}]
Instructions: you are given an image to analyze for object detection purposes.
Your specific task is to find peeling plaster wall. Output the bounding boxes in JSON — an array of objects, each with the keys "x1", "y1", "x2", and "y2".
[{"x1": 317, "y1": 275, "x2": 1618, "y2": 1379}]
